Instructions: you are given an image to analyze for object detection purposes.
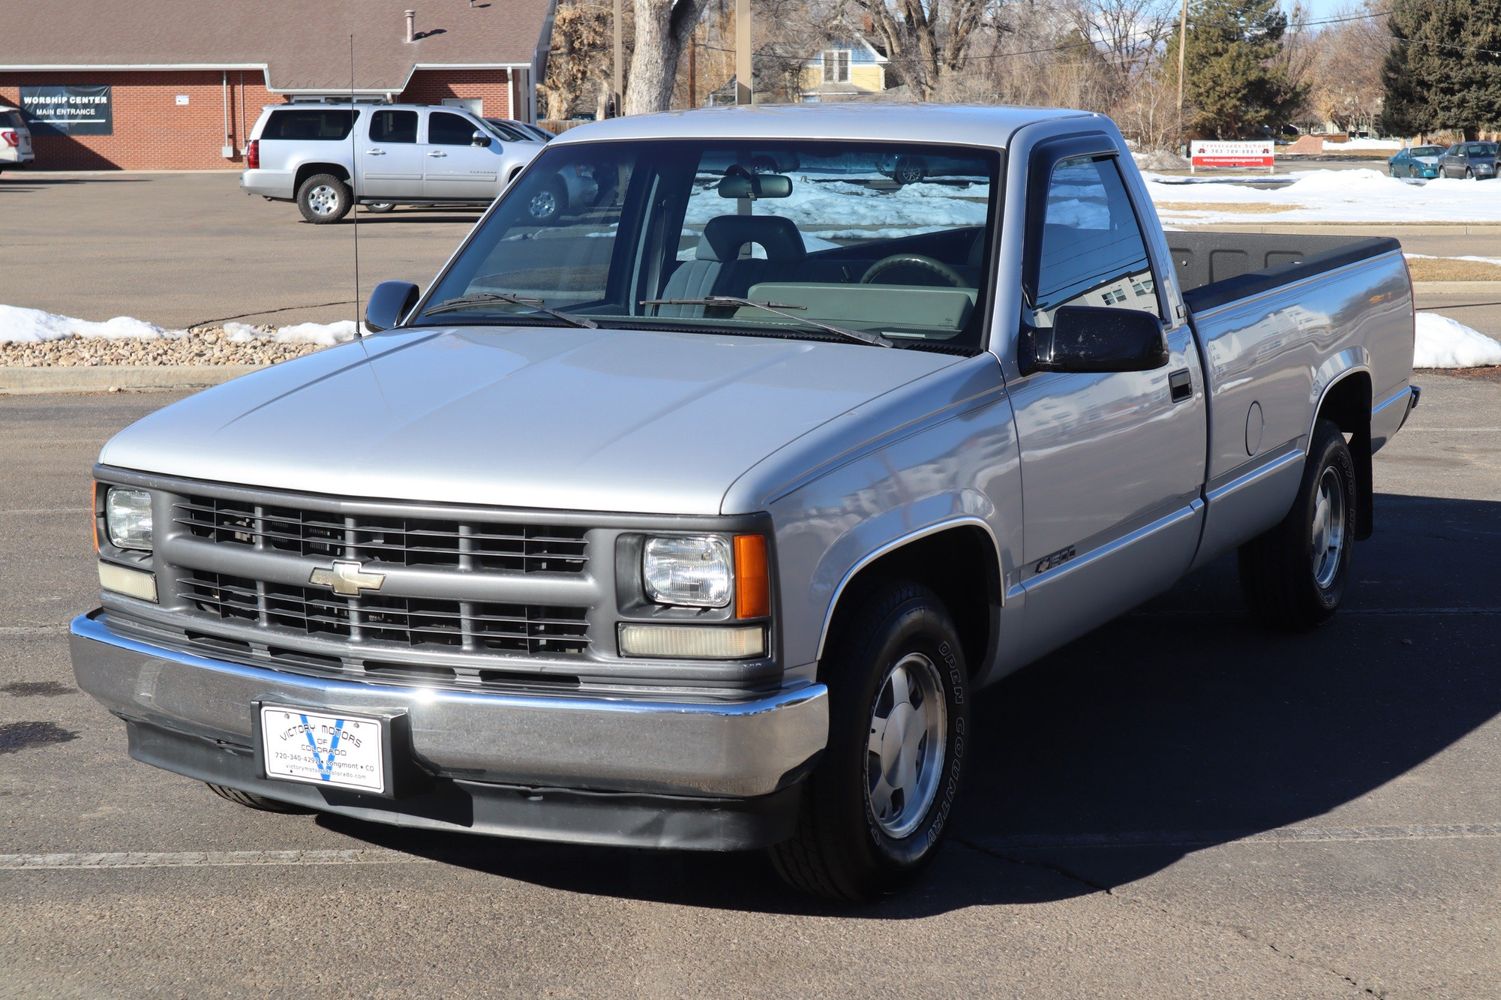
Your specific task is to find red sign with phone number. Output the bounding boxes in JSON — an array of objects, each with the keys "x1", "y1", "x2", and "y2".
[{"x1": 1191, "y1": 141, "x2": 1275, "y2": 169}]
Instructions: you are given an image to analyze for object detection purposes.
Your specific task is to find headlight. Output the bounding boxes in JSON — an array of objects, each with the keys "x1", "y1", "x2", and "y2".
[
  {"x1": 105, "y1": 487, "x2": 153, "y2": 551},
  {"x1": 643, "y1": 535, "x2": 731, "y2": 608}
]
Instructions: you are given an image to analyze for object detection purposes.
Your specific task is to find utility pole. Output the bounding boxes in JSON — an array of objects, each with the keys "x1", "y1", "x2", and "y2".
[
  {"x1": 612, "y1": 0, "x2": 623, "y2": 116},
  {"x1": 735, "y1": 0, "x2": 751, "y2": 105}
]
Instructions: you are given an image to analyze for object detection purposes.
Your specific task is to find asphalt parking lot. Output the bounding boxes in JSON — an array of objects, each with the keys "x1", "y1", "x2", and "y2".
[
  {"x1": 2, "y1": 374, "x2": 1498, "y2": 998},
  {"x1": 3, "y1": 169, "x2": 1500, "y2": 998}
]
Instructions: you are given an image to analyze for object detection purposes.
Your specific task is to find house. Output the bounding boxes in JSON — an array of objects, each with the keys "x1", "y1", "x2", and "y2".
[
  {"x1": 798, "y1": 37, "x2": 889, "y2": 103},
  {"x1": 0, "y1": 0, "x2": 556, "y2": 170}
]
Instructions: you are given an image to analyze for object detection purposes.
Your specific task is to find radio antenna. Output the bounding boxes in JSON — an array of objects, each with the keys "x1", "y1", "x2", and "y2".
[{"x1": 349, "y1": 33, "x2": 364, "y2": 341}]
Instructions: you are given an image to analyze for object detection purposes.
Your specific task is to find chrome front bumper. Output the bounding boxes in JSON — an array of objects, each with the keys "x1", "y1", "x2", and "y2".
[{"x1": 71, "y1": 610, "x2": 827, "y2": 803}]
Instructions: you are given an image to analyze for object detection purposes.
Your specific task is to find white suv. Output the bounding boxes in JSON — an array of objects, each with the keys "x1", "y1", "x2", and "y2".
[
  {"x1": 0, "y1": 107, "x2": 35, "y2": 172},
  {"x1": 240, "y1": 103, "x2": 542, "y2": 223}
]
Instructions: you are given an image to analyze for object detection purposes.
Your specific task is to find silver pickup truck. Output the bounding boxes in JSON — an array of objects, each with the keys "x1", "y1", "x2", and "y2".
[
  {"x1": 73, "y1": 105, "x2": 1418, "y2": 900},
  {"x1": 240, "y1": 102, "x2": 543, "y2": 223}
]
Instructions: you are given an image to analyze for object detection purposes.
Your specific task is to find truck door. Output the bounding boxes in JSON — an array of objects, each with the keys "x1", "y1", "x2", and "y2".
[
  {"x1": 361, "y1": 109, "x2": 423, "y2": 198},
  {"x1": 1006, "y1": 137, "x2": 1207, "y2": 661},
  {"x1": 422, "y1": 110, "x2": 500, "y2": 200}
]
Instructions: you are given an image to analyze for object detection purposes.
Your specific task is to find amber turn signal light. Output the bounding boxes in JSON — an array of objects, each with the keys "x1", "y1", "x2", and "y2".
[{"x1": 733, "y1": 534, "x2": 769, "y2": 619}]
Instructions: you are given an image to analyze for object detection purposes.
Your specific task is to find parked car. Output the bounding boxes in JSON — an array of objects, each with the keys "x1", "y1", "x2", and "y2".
[
  {"x1": 482, "y1": 118, "x2": 603, "y2": 223},
  {"x1": 239, "y1": 102, "x2": 541, "y2": 222},
  {"x1": 1388, "y1": 145, "x2": 1444, "y2": 179},
  {"x1": 1437, "y1": 141, "x2": 1499, "y2": 180},
  {"x1": 0, "y1": 105, "x2": 35, "y2": 172},
  {"x1": 74, "y1": 105, "x2": 1419, "y2": 901},
  {"x1": 487, "y1": 117, "x2": 554, "y2": 143}
]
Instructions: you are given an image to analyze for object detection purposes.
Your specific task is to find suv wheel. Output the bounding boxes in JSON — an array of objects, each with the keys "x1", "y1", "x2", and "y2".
[
  {"x1": 526, "y1": 178, "x2": 567, "y2": 224},
  {"x1": 892, "y1": 157, "x2": 925, "y2": 186},
  {"x1": 770, "y1": 581, "x2": 969, "y2": 901},
  {"x1": 297, "y1": 173, "x2": 352, "y2": 224},
  {"x1": 364, "y1": 202, "x2": 395, "y2": 213}
]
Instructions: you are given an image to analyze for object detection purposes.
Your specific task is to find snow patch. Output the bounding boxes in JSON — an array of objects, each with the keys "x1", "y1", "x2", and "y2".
[
  {"x1": 1323, "y1": 138, "x2": 1403, "y2": 151},
  {"x1": 225, "y1": 320, "x2": 359, "y2": 345},
  {"x1": 1132, "y1": 149, "x2": 1191, "y2": 172},
  {"x1": 1144, "y1": 167, "x2": 1501, "y2": 224},
  {"x1": 0, "y1": 304, "x2": 177, "y2": 344},
  {"x1": 1415, "y1": 312, "x2": 1501, "y2": 369}
]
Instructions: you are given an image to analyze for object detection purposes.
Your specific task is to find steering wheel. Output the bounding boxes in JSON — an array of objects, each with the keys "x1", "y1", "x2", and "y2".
[{"x1": 860, "y1": 253, "x2": 966, "y2": 288}]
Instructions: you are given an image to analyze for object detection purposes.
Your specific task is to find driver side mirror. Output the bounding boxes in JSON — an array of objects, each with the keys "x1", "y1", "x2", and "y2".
[
  {"x1": 1021, "y1": 305, "x2": 1169, "y2": 375},
  {"x1": 365, "y1": 280, "x2": 420, "y2": 333},
  {"x1": 471, "y1": 130, "x2": 492, "y2": 148}
]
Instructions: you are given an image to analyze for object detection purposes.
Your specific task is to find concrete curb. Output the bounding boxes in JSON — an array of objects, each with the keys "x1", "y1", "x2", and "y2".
[
  {"x1": 1412, "y1": 282, "x2": 1501, "y2": 295},
  {"x1": 0, "y1": 365, "x2": 261, "y2": 396}
]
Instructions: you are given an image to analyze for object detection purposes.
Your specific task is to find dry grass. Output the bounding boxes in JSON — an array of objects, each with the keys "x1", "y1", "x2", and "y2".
[
  {"x1": 1155, "y1": 202, "x2": 1308, "y2": 214},
  {"x1": 1404, "y1": 257, "x2": 1501, "y2": 282}
]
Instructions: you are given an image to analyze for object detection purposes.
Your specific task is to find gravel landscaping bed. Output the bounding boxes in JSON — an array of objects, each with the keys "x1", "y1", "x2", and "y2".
[{"x1": 0, "y1": 327, "x2": 325, "y2": 368}]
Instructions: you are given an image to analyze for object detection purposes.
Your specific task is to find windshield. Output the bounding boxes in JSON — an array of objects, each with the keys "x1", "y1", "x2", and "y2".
[
  {"x1": 1410, "y1": 146, "x2": 1442, "y2": 157},
  {"x1": 1465, "y1": 143, "x2": 1497, "y2": 156},
  {"x1": 414, "y1": 138, "x2": 1000, "y2": 350}
]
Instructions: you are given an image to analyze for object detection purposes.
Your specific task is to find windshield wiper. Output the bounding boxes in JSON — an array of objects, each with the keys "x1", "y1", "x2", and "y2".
[
  {"x1": 638, "y1": 296, "x2": 893, "y2": 348},
  {"x1": 421, "y1": 292, "x2": 598, "y2": 329}
]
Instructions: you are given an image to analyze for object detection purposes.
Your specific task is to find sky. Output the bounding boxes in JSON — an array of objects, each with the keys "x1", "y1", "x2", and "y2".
[{"x1": 1286, "y1": 0, "x2": 1360, "y2": 23}]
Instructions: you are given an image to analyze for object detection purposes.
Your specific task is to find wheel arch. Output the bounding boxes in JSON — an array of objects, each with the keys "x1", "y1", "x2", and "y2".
[
  {"x1": 816, "y1": 519, "x2": 1003, "y2": 682},
  {"x1": 1313, "y1": 367, "x2": 1373, "y2": 539},
  {"x1": 294, "y1": 162, "x2": 351, "y2": 194}
]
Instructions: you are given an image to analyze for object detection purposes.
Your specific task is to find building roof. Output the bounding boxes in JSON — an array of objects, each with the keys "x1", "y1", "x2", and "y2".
[
  {"x1": 0, "y1": 0, "x2": 555, "y2": 94},
  {"x1": 555, "y1": 103, "x2": 1098, "y2": 150}
]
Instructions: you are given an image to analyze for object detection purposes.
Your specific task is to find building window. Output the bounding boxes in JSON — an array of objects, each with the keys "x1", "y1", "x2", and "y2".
[{"x1": 822, "y1": 50, "x2": 850, "y2": 83}]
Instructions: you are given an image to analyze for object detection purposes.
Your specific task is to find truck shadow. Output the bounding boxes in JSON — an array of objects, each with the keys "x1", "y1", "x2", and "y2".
[{"x1": 321, "y1": 492, "x2": 1501, "y2": 916}]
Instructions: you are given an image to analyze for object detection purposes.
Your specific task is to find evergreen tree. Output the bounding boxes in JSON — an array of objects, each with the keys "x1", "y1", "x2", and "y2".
[
  {"x1": 1383, "y1": 0, "x2": 1501, "y2": 140},
  {"x1": 1164, "y1": 0, "x2": 1305, "y2": 139}
]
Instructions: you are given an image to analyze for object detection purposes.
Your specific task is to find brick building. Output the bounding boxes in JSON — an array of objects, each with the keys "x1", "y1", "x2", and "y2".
[{"x1": 0, "y1": 0, "x2": 555, "y2": 170}]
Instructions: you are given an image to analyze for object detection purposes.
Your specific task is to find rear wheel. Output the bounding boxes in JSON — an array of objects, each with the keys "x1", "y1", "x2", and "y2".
[
  {"x1": 526, "y1": 178, "x2": 567, "y2": 224},
  {"x1": 206, "y1": 782, "x2": 313, "y2": 814},
  {"x1": 1238, "y1": 418, "x2": 1357, "y2": 630},
  {"x1": 892, "y1": 157, "x2": 926, "y2": 186},
  {"x1": 770, "y1": 581, "x2": 969, "y2": 901},
  {"x1": 296, "y1": 173, "x2": 351, "y2": 224},
  {"x1": 364, "y1": 201, "x2": 395, "y2": 213}
]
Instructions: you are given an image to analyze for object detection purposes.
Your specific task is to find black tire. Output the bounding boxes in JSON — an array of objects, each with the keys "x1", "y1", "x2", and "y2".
[
  {"x1": 206, "y1": 782, "x2": 313, "y2": 814},
  {"x1": 364, "y1": 201, "x2": 395, "y2": 213},
  {"x1": 525, "y1": 177, "x2": 567, "y2": 224},
  {"x1": 892, "y1": 157, "x2": 925, "y2": 186},
  {"x1": 770, "y1": 581, "x2": 970, "y2": 902},
  {"x1": 296, "y1": 172, "x2": 352, "y2": 224},
  {"x1": 1238, "y1": 418, "x2": 1357, "y2": 630},
  {"x1": 1466, "y1": 167, "x2": 1475, "y2": 180}
]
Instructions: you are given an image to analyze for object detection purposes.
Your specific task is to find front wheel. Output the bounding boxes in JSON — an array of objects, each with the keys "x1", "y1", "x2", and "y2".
[
  {"x1": 1466, "y1": 167, "x2": 1475, "y2": 180},
  {"x1": 525, "y1": 178, "x2": 567, "y2": 224},
  {"x1": 1238, "y1": 418, "x2": 1357, "y2": 629},
  {"x1": 770, "y1": 581, "x2": 970, "y2": 901}
]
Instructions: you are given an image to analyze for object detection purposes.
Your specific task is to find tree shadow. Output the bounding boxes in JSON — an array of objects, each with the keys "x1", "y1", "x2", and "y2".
[{"x1": 319, "y1": 493, "x2": 1501, "y2": 914}]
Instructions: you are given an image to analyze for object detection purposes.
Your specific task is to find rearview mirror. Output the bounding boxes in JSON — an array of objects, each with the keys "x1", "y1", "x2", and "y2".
[
  {"x1": 471, "y1": 130, "x2": 491, "y2": 147},
  {"x1": 717, "y1": 172, "x2": 792, "y2": 199},
  {"x1": 1022, "y1": 306, "x2": 1168, "y2": 375},
  {"x1": 365, "y1": 280, "x2": 420, "y2": 333}
]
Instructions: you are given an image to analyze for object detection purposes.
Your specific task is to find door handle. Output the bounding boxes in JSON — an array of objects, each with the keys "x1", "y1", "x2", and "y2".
[
  {"x1": 1169, "y1": 368, "x2": 1193, "y2": 403},
  {"x1": 365, "y1": 148, "x2": 385, "y2": 155},
  {"x1": 427, "y1": 150, "x2": 446, "y2": 158}
]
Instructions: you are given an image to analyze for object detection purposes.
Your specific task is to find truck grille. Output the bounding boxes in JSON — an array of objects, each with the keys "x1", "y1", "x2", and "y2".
[
  {"x1": 181, "y1": 571, "x2": 590, "y2": 656},
  {"x1": 173, "y1": 495, "x2": 587, "y2": 574}
]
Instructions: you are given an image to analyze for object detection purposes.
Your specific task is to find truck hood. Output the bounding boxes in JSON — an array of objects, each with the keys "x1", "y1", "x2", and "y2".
[{"x1": 100, "y1": 326, "x2": 962, "y2": 515}]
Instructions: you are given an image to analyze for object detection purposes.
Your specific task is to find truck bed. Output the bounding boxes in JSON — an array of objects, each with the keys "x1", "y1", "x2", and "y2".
[{"x1": 1167, "y1": 231, "x2": 1403, "y2": 311}]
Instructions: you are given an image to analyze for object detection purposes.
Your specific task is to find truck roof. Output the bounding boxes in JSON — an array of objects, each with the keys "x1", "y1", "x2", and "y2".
[{"x1": 552, "y1": 103, "x2": 1098, "y2": 150}]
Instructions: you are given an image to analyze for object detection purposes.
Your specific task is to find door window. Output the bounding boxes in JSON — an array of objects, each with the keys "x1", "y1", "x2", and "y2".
[
  {"x1": 430, "y1": 111, "x2": 480, "y2": 146},
  {"x1": 1029, "y1": 154, "x2": 1159, "y2": 327},
  {"x1": 370, "y1": 110, "x2": 417, "y2": 144}
]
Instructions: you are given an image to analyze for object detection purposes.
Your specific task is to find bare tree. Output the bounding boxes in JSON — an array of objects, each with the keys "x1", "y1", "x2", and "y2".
[
  {"x1": 842, "y1": 0, "x2": 990, "y2": 100},
  {"x1": 540, "y1": 2, "x2": 620, "y2": 121},
  {"x1": 1064, "y1": 0, "x2": 1177, "y2": 84},
  {"x1": 1303, "y1": 2, "x2": 1390, "y2": 133},
  {"x1": 625, "y1": 0, "x2": 716, "y2": 114}
]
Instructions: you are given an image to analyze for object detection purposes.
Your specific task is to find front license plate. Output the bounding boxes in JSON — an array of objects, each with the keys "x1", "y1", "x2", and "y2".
[{"x1": 259, "y1": 706, "x2": 385, "y2": 793}]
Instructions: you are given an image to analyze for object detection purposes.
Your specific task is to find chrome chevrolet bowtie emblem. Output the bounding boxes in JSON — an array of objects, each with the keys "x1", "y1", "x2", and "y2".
[{"x1": 308, "y1": 560, "x2": 386, "y2": 596}]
